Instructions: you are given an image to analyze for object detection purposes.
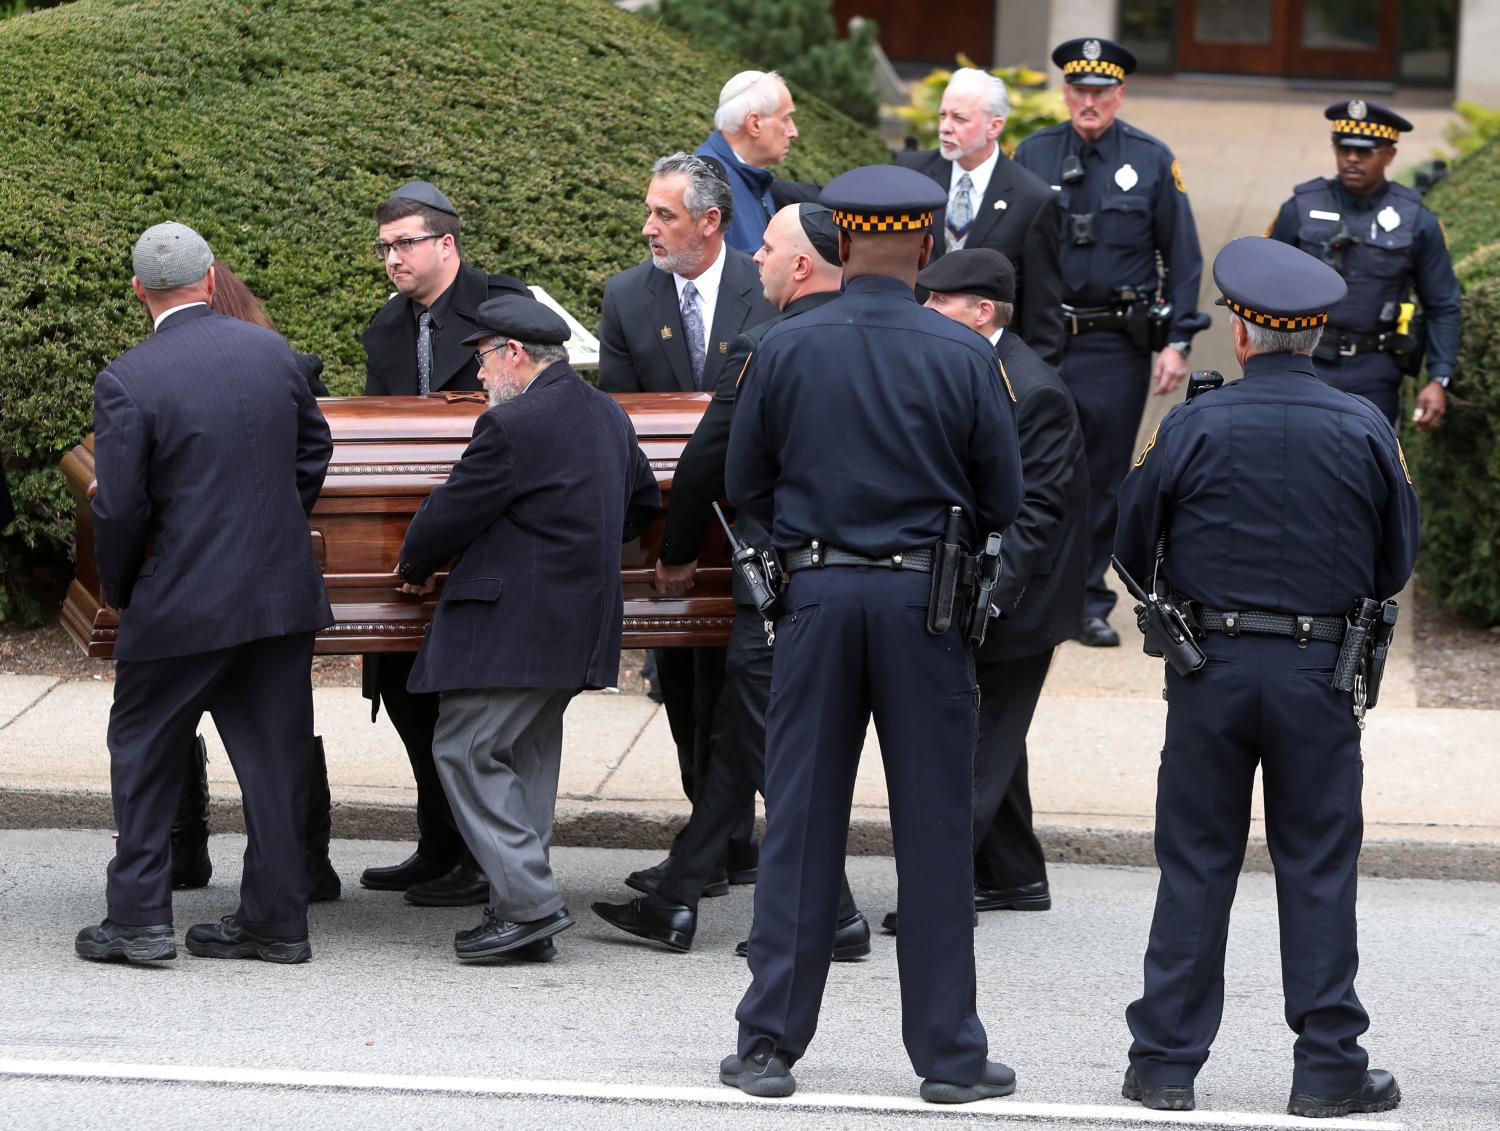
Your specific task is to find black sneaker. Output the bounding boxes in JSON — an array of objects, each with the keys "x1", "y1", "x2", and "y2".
[
  {"x1": 185, "y1": 915, "x2": 311, "y2": 964},
  {"x1": 1288, "y1": 1069, "x2": 1400, "y2": 1118},
  {"x1": 719, "y1": 1042, "x2": 796, "y2": 1098},
  {"x1": 1122, "y1": 1065, "x2": 1195, "y2": 1111},
  {"x1": 75, "y1": 919, "x2": 176, "y2": 964},
  {"x1": 921, "y1": 1060, "x2": 1016, "y2": 1103}
]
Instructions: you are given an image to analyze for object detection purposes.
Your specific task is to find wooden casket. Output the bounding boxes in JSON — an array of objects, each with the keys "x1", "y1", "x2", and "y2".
[{"x1": 60, "y1": 393, "x2": 735, "y2": 658}]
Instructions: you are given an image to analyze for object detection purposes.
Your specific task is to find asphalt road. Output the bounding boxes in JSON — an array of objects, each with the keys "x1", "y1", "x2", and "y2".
[{"x1": 1, "y1": 831, "x2": 1495, "y2": 1129}]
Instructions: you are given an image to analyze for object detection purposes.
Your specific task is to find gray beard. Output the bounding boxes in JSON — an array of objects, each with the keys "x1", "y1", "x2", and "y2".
[{"x1": 488, "y1": 384, "x2": 519, "y2": 407}]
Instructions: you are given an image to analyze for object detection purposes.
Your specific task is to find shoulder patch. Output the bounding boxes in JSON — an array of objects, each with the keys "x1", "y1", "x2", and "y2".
[
  {"x1": 1264, "y1": 212, "x2": 1277, "y2": 238},
  {"x1": 1171, "y1": 160, "x2": 1187, "y2": 194},
  {"x1": 1397, "y1": 439, "x2": 1412, "y2": 484},
  {"x1": 997, "y1": 357, "x2": 1017, "y2": 402},
  {"x1": 1437, "y1": 216, "x2": 1449, "y2": 249},
  {"x1": 1133, "y1": 425, "x2": 1159, "y2": 468}
]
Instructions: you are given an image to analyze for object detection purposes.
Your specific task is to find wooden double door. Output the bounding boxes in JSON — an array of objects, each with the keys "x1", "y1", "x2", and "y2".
[{"x1": 1178, "y1": 0, "x2": 1398, "y2": 81}]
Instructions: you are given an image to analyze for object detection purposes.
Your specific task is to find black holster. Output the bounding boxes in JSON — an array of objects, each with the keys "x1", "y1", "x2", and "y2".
[
  {"x1": 1123, "y1": 298, "x2": 1152, "y2": 353},
  {"x1": 1332, "y1": 598, "x2": 1379, "y2": 694},
  {"x1": 927, "y1": 507, "x2": 964, "y2": 635},
  {"x1": 963, "y1": 533, "x2": 1004, "y2": 649}
]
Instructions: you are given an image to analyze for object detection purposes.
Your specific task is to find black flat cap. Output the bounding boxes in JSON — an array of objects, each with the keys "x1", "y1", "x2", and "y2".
[
  {"x1": 918, "y1": 248, "x2": 1015, "y2": 303},
  {"x1": 1324, "y1": 99, "x2": 1413, "y2": 148},
  {"x1": 1052, "y1": 37, "x2": 1136, "y2": 86},
  {"x1": 821, "y1": 165, "x2": 948, "y2": 234},
  {"x1": 461, "y1": 294, "x2": 570, "y2": 346},
  {"x1": 386, "y1": 180, "x2": 459, "y2": 217},
  {"x1": 797, "y1": 203, "x2": 842, "y2": 266},
  {"x1": 1212, "y1": 237, "x2": 1347, "y2": 331}
]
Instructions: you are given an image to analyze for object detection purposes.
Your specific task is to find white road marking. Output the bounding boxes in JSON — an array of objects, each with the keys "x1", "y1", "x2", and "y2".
[{"x1": 0, "y1": 1058, "x2": 1402, "y2": 1128}]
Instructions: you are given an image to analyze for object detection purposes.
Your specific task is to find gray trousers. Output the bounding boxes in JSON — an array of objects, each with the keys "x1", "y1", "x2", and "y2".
[{"x1": 432, "y1": 686, "x2": 576, "y2": 921}]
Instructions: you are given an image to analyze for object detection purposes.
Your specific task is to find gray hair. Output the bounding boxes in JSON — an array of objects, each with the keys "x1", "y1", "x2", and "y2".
[
  {"x1": 1241, "y1": 316, "x2": 1325, "y2": 357},
  {"x1": 651, "y1": 152, "x2": 734, "y2": 226},
  {"x1": 521, "y1": 341, "x2": 569, "y2": 366},
  {"x1": 947, "y1": 67, "x2": 1010, "y2": 120},
  {"x1": 714, "y1": 70, "x2": 786, "y2": 133}
]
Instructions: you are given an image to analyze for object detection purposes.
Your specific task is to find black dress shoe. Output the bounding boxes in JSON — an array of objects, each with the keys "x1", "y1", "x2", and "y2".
[
  {"x1": 1122, "y1": 1065, "x2": 1194, "y2": 1111},
  {"x1": 735, "y1": 911, "x2": 870, "y2": 962},
  {"x1": 719, "y1": 1042, "x2": 796, "y2": 1098},
  {"x1": 726, "y1": 841, "x2": 759, "y2": 885},
  {"x1": 975, "y1": 879, "x2": 1051, "y2": 912},
  {"x1": 359, "y1": 851, "x2": 453, "y2": 892},
  {"x1": 512, "y1": 937, "x2": 557, "y2": 963},
  {"x1": 881, "y1": 910, "x2": 978, "y2": 933},
  {"x1": 592, "y1": 896, "x2": 696, "y2": 952},
  {"x1": 454, "y1": 907, "x2": 573, "y2": 962},
  {"x1": 172, "y1": 839, "x2": 212, "y2": 890},
  {"x1": 404, "y1": 864, "x2": 489, "y2": 907},
  {"x1": 625, "y1": 856, "x2": 729, "y2": 899},
  {"x1": 75, "y1": 919, "x2": 176, "y2": 963},
  {"x1": 921, "y1": 1060, "x2": 1016, "y2": 1103},
  {"x1": 1076, "y1": 615, "x2": 1120, "y2": 648},
  {"x1": 1288, "y1": 1069, "x2": 1400, "y2": 1118},
  {"x1": 185, "y1": 915, "x2": 311, "y2": 964},
  {"x1": 306, "y1": 858, "x2": 341, "y2": 904}
]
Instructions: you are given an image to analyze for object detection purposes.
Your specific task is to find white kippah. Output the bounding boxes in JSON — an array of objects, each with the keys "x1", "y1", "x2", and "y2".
[{"x1": 718, "y1": 70, "x2": 768, "y2": 109}]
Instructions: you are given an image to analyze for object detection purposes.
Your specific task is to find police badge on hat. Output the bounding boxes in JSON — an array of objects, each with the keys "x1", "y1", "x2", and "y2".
[
  {"x1": 1083, "y1": 39, "x2": 1102, "y2": 60},
  {"x1": 1348, "y1": 99, "x2": 1368, "y2": 121}
]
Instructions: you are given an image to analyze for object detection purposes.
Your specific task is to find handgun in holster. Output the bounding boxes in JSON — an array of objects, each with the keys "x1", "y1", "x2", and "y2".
[
  {"x1": 927, "y1": 506, "x2": 964, "y2": 635},
  {"x1": 713, "y1": 503, "x2": 783, "y2": 620},
  {"x1": 1115, "y1": 284, "x2": 1152, "y2": 353},
  {"x1": 1111, "y1": 553, "x2": 1206, "y2": 676},
  {"x1": 1147, "y1": 297, "x2": 1175, "y2": 352},
  {"x1": 964, "y1": 532, "x2": 1004, "y2": 649},
  {"x1": 1333, "y1": 597, "x2": 1399, "y2": 725}
]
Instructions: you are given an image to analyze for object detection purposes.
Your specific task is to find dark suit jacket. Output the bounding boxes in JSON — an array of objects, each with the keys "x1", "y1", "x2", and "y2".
[
  {"x1": 660, "y1": 289, "x2": 840, "y2": 586},
  {"x1": 400, "y1": 362, "x2": 662, "y2": 694},
  {"x1": 896, "y1": 147, "x2": 1066, "y2": 367},
  {"x1": 361, "y1": 262, "x2": 529, "y2": 395},
  {"x1": 978, "y1": 329, "x2": 1089, "y2": 661},
  {"x1": 91, "y1": 305, "x2": 333, "y2": 661},
  {"x1": 595, "y1": 247, "x2": 777, "y2": 393}
]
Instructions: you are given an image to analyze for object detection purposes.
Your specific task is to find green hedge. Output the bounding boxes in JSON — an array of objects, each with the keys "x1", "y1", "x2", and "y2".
[
  {"x1": 0, "y1": 0, "x2": 888, "y2": 622},
  {"x1": 1407, "y1": 137, "x2": 1500, "y2": 625}
]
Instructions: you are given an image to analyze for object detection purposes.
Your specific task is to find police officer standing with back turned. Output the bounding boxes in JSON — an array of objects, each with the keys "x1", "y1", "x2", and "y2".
[
  {"x1": 1014, "y1": 37, "x2": 1209, "y2": 648},
  {"x1": 1267, "y1": 100, "x2": 1461, "y2": 430},
  {"x1": 1115, "y1": 237, "x2": 1418, "y2": 1119},
  {"x1": 358, "y1": 180, "x2": 531, "y2": 908},
  {"x1": 720, "y1": 166, "x2": 1023, "y2": 1103}
]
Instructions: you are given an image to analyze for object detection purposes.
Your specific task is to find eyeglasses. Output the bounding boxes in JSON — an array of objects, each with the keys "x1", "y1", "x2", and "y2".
[
  {"x1": 371, "y1": 234, "x2": 442, "y2": 259},
  {"x1": 475, "y1": 344, "x2": 505, "y2": 366}
]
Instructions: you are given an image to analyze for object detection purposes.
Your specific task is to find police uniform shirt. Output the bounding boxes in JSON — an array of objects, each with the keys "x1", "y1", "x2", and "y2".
[
  {"x1": 1268, "y1": 179, "x2": 1461, "y2": 384},
  {"x1": 1014, "y1": 119, "x2": 1209, "y2": 342},
  {"x1": 1114, "y1": 355, "x2": 1420, "y2": 613}
]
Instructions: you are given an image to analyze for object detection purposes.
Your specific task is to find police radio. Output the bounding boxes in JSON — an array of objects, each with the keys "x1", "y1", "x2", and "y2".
[{"x1": 712, "y1": 503, "x2": 783, "y2": 620}]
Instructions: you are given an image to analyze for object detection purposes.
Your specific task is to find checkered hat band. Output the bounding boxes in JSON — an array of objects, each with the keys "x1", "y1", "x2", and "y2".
[
  {"x1": 1225, "y1": 297, "x2": 1328, "y2": 330},
  {"x1": 831, "y1": 210, "x2": 933, "y2": 233},
  {"x1": 1332, "y1": 120, "x2": 1400, "y2": 141},
  {"x1": 1063, "y1": 59, "x2": 1126, "y2": 80}
]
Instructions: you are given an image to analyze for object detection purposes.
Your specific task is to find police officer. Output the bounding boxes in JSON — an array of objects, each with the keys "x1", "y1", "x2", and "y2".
[
  {"x1": 1116, "y1": 237, "x2": 1418, "y2": 1118},
  {"x1": 1267, "y1": 100, "x2": 1461, "y2": 430},
  {"x1": 1014, "y1": 37, "x2": 1209, "y2": 648},
  {"x1": 720, "y1": 166, "x2": 1023, "y2": 1103}
]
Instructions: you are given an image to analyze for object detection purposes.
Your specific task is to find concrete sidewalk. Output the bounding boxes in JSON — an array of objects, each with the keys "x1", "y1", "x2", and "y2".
[{"x1": 4, "y1": 576, "x2": 1497, "y2": 881}]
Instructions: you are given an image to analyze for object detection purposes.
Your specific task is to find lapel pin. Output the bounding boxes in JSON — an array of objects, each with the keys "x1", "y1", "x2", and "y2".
[
  {"x1": 993, "y1": 199, "x2": 1008, "y2": 210},
  {"x1": 719, "y1": 341, "x2": 728, "y2": 353},
  {"x1": 660, "y1": 326, "x2": 672, "y2": 340}
]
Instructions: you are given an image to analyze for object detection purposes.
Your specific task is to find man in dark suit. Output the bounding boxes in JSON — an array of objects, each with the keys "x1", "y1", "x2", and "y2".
[
  {"x1": 395, "y1": 295, "x2": 660, "y2": 960},
  {"x1": 358, "y1": 181, "x2": 530, "y2": 908},
  {"x1": 75, "y1": 222, "x2": 333, "y2": 965},
  {"x1": 593, "y1": 203, "x2": 869, "y2": 959},
  {"x1": 880, "y1": 249, "x2": 1088, "y2": 936},
  {"x1": 596, "y1": 153, "x2": 777, "y2": 891},
  {"x1": 897, "y1": 68, "x2": 1066, "y2": 367}
]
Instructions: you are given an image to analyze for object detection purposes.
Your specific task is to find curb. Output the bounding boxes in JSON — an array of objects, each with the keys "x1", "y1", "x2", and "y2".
[{"x1": 4, "y1": 787, "x2": 1498, "y2": 883}]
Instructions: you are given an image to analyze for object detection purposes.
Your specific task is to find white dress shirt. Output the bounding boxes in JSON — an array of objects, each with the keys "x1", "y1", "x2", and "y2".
[
  {"x1": 950, "y1": 142, "x2": 1001, "y2": 205},
  {"x1": 152, "y1": 300, "x2": 209, "y2": 331},
  {"x1": 674, "y1": 240, "x2": 727, "y2": 342}
]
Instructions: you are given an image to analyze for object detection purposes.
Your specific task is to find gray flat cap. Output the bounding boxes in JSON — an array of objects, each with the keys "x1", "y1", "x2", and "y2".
[
  {"x1": 133, "y1": 222, "x2": 213, "y2": 290},
  {"x1": 386, "y1": 180, "x2": 459, "y2": 217}
]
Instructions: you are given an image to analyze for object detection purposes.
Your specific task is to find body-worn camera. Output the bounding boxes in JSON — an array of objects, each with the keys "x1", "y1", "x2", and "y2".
[{"x1": 1068, "y1": 213, "x2": 1095, "y2": 247}]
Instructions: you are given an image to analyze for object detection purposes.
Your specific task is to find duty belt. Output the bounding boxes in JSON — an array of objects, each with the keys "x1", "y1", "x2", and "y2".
[
  {"x1": 1196, "y1": 607, "x2": 1345, "y2": 647},
  {"x1": 783, "y1": 543, "x2": 934, "y2": 574},
  {"x1": 1318, "y1": 329, "x2": 1394, "y2": 360},
  {"x1": 1061, "y1": 302, "x2": 1132, "y2": 336}
]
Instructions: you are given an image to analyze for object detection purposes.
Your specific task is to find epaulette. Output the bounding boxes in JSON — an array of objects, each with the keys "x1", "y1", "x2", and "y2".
[
  {"x1": 1384, "y1": 181, "x2": 1423, "y2": 205},
  {"x1": 1292, "y1": 177, "x2": 1331, "y2": 195},
  {"x1": 1120, "y1": 121, "x2": 1174, "y2": 158}
]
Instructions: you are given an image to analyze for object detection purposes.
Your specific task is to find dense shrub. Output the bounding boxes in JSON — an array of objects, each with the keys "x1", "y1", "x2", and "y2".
[
  {"x1": 657, "y1": 0, "x2": 879, "y2": 127},
  {"x1": 0, "y1": 0, "x2": 888, "y2": 622},
  {"x1": 1406, "y1": 137, "x2": 1500, "y2": 625}
]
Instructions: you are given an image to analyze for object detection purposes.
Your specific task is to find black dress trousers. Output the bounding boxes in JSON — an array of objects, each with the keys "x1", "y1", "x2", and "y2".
[{"x1": 972, "y1": 649, "x2": 1053, "y2": 888}]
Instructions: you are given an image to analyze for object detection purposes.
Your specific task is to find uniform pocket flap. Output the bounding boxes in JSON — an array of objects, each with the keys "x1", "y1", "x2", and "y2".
[{"x1": 443, "y1": 577, "x2": 503, "y2": 603}]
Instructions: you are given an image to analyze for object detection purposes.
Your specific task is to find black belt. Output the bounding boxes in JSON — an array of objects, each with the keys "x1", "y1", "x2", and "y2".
[
  {"x1": 784, "y1": 543, "x2": 934, "y2": 573},
  {"x1": 1316, "y1": 329, "x2": 1393, "y2": 360},
  {"x1": 1061, "y1": 303, "x2": 1130, "y2": 336},
  {"x1": 1196, "y1": 607, "x2": 1344, "y2": 646}
]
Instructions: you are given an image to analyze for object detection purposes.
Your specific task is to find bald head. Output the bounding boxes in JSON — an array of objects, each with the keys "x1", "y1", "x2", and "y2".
[{"x1": 754, "y1": 204, "x2": 842, "y2": 310}]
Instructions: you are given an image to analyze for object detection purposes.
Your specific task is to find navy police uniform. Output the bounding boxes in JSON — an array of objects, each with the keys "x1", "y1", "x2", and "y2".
[
  {"x1": 1267, "y1": 100, "x2": 1461, "y2": 425},
  {"x1": 1116, "y1": 238, "x2": 1418, "y2": 1116},
  {"x1": 1014, "y1": 38, "x2": 1209, "y2": 630},
  {"x1": 724, "y1": 167, "x2": 1023, "y2": 1099}
]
